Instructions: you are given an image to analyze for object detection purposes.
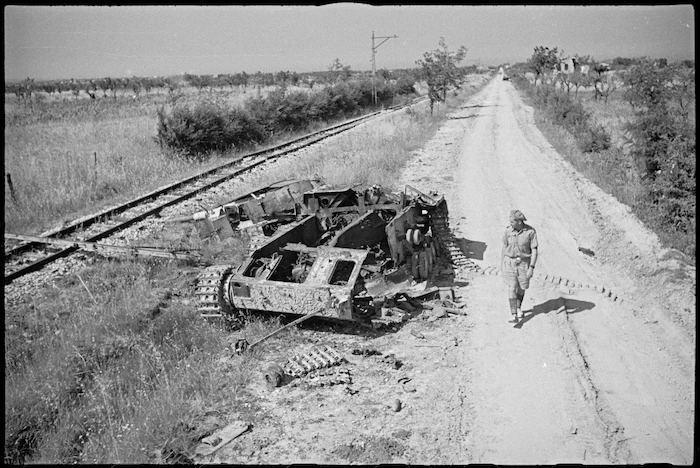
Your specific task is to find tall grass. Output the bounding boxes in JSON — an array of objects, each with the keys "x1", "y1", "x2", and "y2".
[
  {"x1": 4, "y1": 113, "x2": 206, "y2": 234},
  {"x1": 4, "y1": 257, "x2": 267, "y2": 464}
]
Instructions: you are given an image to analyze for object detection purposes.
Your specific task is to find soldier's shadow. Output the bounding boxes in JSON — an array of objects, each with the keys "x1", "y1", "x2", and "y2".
[{"x1": 515, "y1": 297, "x2": 596, "y2": 329}]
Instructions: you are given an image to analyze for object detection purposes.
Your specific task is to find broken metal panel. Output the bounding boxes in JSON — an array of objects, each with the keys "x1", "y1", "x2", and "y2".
[
  {"x1": 328, "y1": 210, "x2": 387, "y2": 249},
  {"x1": 227, "y1": 245, "x2": 366, "y2": 319},
  {"x1": 302, "y1": 247, "x2": 368, "y2": 286},
  {"x1": 252, "y1": 215, "x2": 323, "y2": 259},
  {"x1": 229, "y1": 282, "x2": 337, "y2": 317},
  {"x1": 241, "y1": 198, "x2": 266, "y2": 223},
  {"x1": 197, "y1": 213, "x2": 235, "y2": 241},
  {"x1": 301, "y1": 188, "x2": 358, "y2": 214},
  {"x1": 364, "y1": 264, "x2": 414, "y2": 298}
]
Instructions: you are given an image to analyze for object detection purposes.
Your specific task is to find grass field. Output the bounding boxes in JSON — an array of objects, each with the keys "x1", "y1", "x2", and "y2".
[{"x1": 4, "y1": 75, "x2": 491, "y2": 464}]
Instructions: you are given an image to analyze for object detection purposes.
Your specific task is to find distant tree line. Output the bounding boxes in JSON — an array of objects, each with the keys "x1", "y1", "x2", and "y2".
[{"x1": 4, "y1": 66, "x2": 424, "y2": 103}]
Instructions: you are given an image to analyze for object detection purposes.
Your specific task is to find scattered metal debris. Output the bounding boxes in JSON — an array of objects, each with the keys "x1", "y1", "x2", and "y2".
[
  {"x1": 398, "y1": 377, "x2": 417, "y2": 393},
  {"x1": 233, "y1": 309, "x2": 326, "y2": 355},
  {"x1": 166, "y1": 179, "x2": 325, "y2": 241},
  {"x1": 263, "y1": 344, "x2": 347, "y2": 390},
  {"x1": 578, "y1": 247, "x2": 595, "y2": 256},
  {"x1": 194, "y1": 420, "x2": 250, "y2": 457},
  {"x1": 381, "y1": 353, "x2": 403, "y2": 369},
  {"x1": 351, "y1": 348, "x2": 382, "y2": 356},
  {"x1": 3, "y1": 232, "x2": 199, "y2": 261},
  {"x1": 290, "y1": 366, "x2": 352, "y2": 389},
  {"x1": 284, "y1": 344, "x2": 345, "y2": 377}
]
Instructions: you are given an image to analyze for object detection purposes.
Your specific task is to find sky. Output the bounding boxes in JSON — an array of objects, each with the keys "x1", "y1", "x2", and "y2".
[{"x1": 3, "y1": 4, "x2": 695, "y2": 82}]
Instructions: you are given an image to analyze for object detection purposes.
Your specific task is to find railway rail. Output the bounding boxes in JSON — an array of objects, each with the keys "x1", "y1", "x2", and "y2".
[{"x1": 4, "y1": 98, "x2": 426, "y2": 284}]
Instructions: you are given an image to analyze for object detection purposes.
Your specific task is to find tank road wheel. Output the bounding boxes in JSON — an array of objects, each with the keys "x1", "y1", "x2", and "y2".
[
  {"x1": 426, "y1": 246, "x2": 435, "y2": 272},
  {"x1": 195, "y1": 265, "x2": 240, "y2": 328},
  {"x1": 418, "y1": 250, "x2": 431, "y2": 281},
  {"x1": 411, "y1": 252, "x2": 420, "y2": 279}
]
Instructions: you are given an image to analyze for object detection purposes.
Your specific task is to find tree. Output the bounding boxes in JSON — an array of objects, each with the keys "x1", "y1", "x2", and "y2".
[
  {"x1": 416, "y1": 37, "x2": 468, "y2": 114},
  {"x1": 328, "y1": 58, "x2": 352, "y2": 82},
  {"x1": 528, "y1": 46, "x2": 560, "y2": 86},
  {"x1": 570, "y1": 69, "x2": 592, "y2": 97},
  {"x1": 621, "y1": 59, "x2": 672, "y2": 110},
  {"x1": 558, "y1": 72, "x2": 574, "y2": 94}
]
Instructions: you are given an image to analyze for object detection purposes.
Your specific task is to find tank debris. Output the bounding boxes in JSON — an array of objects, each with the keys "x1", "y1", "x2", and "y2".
[
  {"x1": 284, "y1": 344, "x2": 346, "y2": 377},
  {"x1": 194, "y1": 179, "x2": 460, "y2": 328},
  {"x1": 166, "y1": 179, "x2": 325, "y2": 241},
  {"x1": 263, "y1": 344, "x2": 348, "y2": 390},
  {"x1": 289, "y1": 367, "x2": 352, "y2": 389},
  {"x1": 194, "y1": 421, "x2": 250, "y2": 457}
]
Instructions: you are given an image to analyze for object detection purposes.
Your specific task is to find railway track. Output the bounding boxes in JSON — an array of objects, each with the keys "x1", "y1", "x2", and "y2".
[{"x1": 4, "y1": 98, "x2": 426, "y2": 284}]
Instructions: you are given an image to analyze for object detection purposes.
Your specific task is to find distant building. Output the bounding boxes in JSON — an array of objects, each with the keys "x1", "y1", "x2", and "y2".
[
  {"x1": 559, "y1": 57, "x2": 590, "y2": 76},
  {"x1": 560, "y1": 57, "x2": 578, "y2": 74}
]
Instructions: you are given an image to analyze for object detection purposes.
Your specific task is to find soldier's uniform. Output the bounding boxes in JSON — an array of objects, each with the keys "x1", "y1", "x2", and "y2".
[{"x1": 501, "y1": 210, "x2": 538, "y2": 321}]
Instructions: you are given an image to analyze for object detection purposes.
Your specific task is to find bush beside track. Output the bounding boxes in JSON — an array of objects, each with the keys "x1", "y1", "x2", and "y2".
[{"x1": 155, "y1": 78, "x2": 417, "y2": 159}]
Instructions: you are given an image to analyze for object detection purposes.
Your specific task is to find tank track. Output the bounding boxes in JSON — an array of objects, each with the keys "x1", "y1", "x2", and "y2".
[
  {"x1": 195, "y1": 264, "x2": 235, "y2": 320},
  {"x1": 430, "y1": 206, "x2": 480, "y2": 272},
  {"x1": 283, "y1": 344, "x2": 346, "y2": 377},
  {"x1": 290, "y1": 366, "x2": 352, "y2": 389}
]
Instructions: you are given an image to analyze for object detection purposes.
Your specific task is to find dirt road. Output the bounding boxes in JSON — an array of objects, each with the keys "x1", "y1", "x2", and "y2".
[{"x1": 209, "y1": 76, "x2": 695, "y2": 465}]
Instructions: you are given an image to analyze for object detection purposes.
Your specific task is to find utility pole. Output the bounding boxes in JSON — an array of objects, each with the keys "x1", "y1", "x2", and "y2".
[{"x1": 371, "y1": 31, "x2": 398, "y2": 105}]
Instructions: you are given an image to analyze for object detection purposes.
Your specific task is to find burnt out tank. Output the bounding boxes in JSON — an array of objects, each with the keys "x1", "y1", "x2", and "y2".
[{"x1": 194, "y1": 183, "x2": 456, "y2": 325}]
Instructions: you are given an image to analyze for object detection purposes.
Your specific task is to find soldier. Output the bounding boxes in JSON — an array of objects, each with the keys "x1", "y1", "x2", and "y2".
[{"x1": 501, "y1": 209, "x2": 538, "y2": 323}]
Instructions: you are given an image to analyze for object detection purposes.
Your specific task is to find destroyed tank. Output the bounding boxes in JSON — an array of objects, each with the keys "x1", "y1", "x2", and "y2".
[{"x1": 193, "y1": 181, "x2": 460, "y2": 326}]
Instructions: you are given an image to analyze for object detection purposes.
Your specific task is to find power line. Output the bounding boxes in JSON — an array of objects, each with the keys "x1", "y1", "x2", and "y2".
[{"x1": 371, "y1": 30, "x2": 397, "y2": 105}]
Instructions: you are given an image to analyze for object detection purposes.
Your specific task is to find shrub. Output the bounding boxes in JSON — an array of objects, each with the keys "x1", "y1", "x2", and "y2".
[
  {"x1": 156, "y1": 102, "x2": 231, "y2": 158},
  {"x1": 578, "y1": 124, "x2": 611, "y2": 153},
  {"x1": 522, "y1": 80, "x2": 611, "y2": 153}
]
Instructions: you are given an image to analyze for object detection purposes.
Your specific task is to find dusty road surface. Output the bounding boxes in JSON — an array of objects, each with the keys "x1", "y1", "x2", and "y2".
[{"x1": 202, "y1": 76, "x2": 695, "y2": 465}]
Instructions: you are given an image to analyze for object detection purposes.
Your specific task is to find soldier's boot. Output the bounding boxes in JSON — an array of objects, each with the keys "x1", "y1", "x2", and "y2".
[
  {"x1": 508, "y1": 298, "x2": 518, "y2": 323},
  {"x1": 516, "y1": 292, "x2": 525, "y2": 319}
]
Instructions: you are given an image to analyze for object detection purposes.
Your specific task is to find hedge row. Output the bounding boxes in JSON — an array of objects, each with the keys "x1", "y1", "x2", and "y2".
[{"x1": 155, "y1": 77, "x2": 417, "y2": 158}]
